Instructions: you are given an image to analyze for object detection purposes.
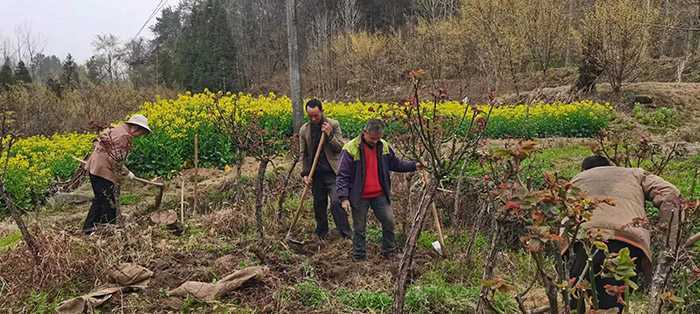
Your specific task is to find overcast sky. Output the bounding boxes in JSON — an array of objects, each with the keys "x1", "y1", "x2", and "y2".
[{"x1": 0, "y1": 0, "x2": 169, "y2": 62}]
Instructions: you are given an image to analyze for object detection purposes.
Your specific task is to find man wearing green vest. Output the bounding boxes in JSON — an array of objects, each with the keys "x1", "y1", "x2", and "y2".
[{"x1": 336, "y1": 119, "x2": 423, "y2": 260}]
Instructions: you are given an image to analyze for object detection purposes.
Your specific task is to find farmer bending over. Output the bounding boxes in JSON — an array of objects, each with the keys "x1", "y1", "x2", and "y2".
[
  {"x1": 82, "y1": 114, "x2": 151, "y2": 234},
  {"x1": 299, "y1": 99, "x2": 352, "y2": 239},
  {"x1": 336, "y1": 119, "x2": 423, "y2": 260},
  {"x1": 566, "y1": 155, "x2": 681, "y2": 313}
]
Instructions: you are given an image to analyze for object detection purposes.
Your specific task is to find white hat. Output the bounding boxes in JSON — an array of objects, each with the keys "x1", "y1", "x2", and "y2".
[{"x1": 125, "y1": 114, "x2": 151, "y2": 133}]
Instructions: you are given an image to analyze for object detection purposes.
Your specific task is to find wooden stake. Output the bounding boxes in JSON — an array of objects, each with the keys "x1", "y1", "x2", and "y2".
[
  {"x1": 431, "y1": 201, "x2": 447, "y2": 257},
  {"x1": 194, "y1": 133, "x2": 199, "y2": 213},
  {"x1": 180, "y1": 177, "x2": 185, "y2": 225},
  {"x1": 422, "y1": 172, "x2": 447, "y2": 256}
]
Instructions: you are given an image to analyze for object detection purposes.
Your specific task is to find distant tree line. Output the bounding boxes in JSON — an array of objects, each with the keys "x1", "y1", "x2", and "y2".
[{"x1": 2, "y1": 0, "x2": 700, "y2": 97}]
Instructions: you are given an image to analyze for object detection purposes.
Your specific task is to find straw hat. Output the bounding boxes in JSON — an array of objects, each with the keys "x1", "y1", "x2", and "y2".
[{"x1": 125, "y1": 114, "x2": 151, "y2": 133}]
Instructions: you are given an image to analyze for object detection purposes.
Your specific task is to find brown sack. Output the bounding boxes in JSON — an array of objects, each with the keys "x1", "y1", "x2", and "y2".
[
  {"x1": 56, "y1": 287, "x2": 121, "y2": 314},
  {"x1": 108, "y1": 263, "x2": 154, "y2": 288},
  {"x1": 168, "y1": 266, "x2": 267, "y2": 301},
  {"x1": 57, "y1": 263, "x2": 153, "y2": 314}
]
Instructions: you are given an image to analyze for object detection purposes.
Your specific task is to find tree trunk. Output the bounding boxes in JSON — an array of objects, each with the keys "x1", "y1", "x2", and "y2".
[
  {"x1": 555, "y1": 248, "x2": 571, "y2": 314},
  {"x1": 286, "y1": 0, "x2": 303, "y2": 134},
  {"x1": 571, "y1": 39, "x2": 604, "y2": 96},
  {"x1": 647, "y1": 250, "x2": 671, "y2": 314},
  {"x1": 277, "y1": 156, "x2": 299, "y2": 222},
  {"x1": 476, "y1": 215, "x2": 501, "y2": 314},
  {"x1": 452, "y1": 160, "x2": 469, "y2": 227},
  {"x1": 392, "y1": 182, "x2": 437, "y2": 314},
  {"x1": 465, "y1": 199, "x2": 488, "y2": 263},
  {"x1": 255, "y1": 159, "x2": 269, "y2": 240},
  {"x1": 564, "y1": 0, "x2": 575, "y2": 66},
  {"x1": 1, "y1": 184, "x2": 40, "y2": 264},
  {"x1": 533, "y1": 252, "x2": 559, "y2": 314}
]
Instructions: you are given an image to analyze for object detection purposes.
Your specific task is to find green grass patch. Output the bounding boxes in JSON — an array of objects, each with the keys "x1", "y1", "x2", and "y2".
[
  {"x1": 185, "y1": 224, "x2": 206, "y2": 238},
  {"x1": 119, "y1": 193, "x2": 141, "y2": 206},
  {"x1": 281, "y1": 195, "x2": 301, "y2": 218},
  {"x1": 405, "y1": 284, "x2": 479, "y2": 313},
  {"x1": 295, "y1": 280, "x2": 329, "y2": 308},
  {"x1": 0, "y1": 230, "x2": 22, "y2": 251},
  {"x1": 428, "y1": 259, "x2": 482, "y2": 287},
  {"x1": 337, "y1": 288, "x2": 393, "y2": 312},
  {"x1": 513, "y1": 144, "x2": 589, "y2": 189},
  {"x1": 663, "y1": 155, "x2": 700, "y2": 199},
  {"x1": 367, "y1": 226, "x2": 382, "y2": 244},
  {"x1": 418, "y1": 231, "x2": 438, "y2": 250},
  {"x1": 23, "y1": 291, "x2": 60, "y2": 314},
  {"x1": 181, "y1": 296, "x2": 210, "y2": 313},
  {"x1": 449, "y1": 232, "x2": 488, "y2": 252},
  {"x1": 405, "y1": 273, "x2": 480, "y2": 314},
  {"x1": 405, "y1": 264, "x2": 518, "y2": 314},
  {"x1": 463, "y1": 144, "x2": 588, "y2": 187},
  {"x1": 493, "y1": 292, "x2": 519, "y2": 313},
  {"x1": 632, "y1": 105, "x2": 681, "y2": 134}
]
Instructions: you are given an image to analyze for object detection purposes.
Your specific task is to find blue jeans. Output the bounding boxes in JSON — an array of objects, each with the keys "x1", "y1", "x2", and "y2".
[{"x1": 351, "y1": 196, "x2": 395, "y2": 258}]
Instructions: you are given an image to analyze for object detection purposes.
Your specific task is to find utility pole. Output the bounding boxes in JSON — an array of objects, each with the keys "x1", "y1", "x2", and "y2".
[{"x1": 287, "y1": 0, "x2": 303, "y2": 134}]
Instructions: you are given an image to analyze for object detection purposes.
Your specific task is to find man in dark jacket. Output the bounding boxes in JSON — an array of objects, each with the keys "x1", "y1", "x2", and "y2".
[
  {"x1": 299, "y1": 99, "x2": 351, "y2": 239},
  {"x1": 336, "y1": 119, "x2": 422, "y2": 260}
]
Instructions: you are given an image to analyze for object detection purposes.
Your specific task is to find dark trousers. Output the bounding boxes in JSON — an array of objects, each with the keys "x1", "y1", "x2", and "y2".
[
  {"x1": 569, "y1": 240, "x2": 644, "y2": 313},
  {"x1": 82, "y1": 175, "x2": 118, "y2": 233},
  {"x1": 312, "y1": 172, "x2": 351, "y2": 238},
  {"x1": 351, "y1": 196, "x2": 395, "y2": 258}
]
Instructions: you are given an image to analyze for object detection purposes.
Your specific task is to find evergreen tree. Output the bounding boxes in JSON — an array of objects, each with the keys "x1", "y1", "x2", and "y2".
[
  {"x1": 46, "y1": 77, "x2": 63, "y2": 96},
  {"x1": 177, "y1": 0, "x2": 241, "y2": 92},
  {"x1": 60, "y1": 54, "x2": 80, "y2": 90},
  {"x1": 150, "y1": 6, "x2": 182, "y2": 88},
  {"x1": 14, "y1": 61, "x2": 32, "y2": 84},
  {"x1": 31, "y1": 54, "x2": 62, "y2": 83},
  {"x1": 0, "y1": 58, "x2": 15, "y2": 90},
  {"x1": 86, "y1": 55, "x2": 107, "y2": 85}
]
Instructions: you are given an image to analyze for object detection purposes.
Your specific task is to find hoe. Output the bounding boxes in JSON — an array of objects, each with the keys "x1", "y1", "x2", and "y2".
[
  {"x1": 73, "y1": 156, "x2": 165, "y2": 210},
  {"x1": 284, "y1": 132, "x2": 326, "y2": 246}
]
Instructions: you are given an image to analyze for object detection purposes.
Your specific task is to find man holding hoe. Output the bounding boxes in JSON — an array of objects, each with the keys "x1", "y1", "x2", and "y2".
[
  {"x1": 299, "y1": 99, "x2": 352, "y2": 240},
  {"x1": 82, "y1": 114, "x2": 151, "y2": 234}
]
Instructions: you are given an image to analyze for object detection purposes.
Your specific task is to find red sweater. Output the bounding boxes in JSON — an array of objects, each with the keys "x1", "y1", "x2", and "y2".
[{"x1": 362, "y1": 144, "x2": 384, "y2": 199}]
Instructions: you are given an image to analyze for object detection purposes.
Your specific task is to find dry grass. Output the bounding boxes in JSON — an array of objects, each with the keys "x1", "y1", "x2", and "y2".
[{"x1": 0, "y1": 84, "x2": 178, "y2": 136}]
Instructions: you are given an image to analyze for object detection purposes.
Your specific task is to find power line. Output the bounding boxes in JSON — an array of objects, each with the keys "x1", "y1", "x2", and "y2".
[{"x1": 133, "y1": 0, "x2": 169, "y2": 40}]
